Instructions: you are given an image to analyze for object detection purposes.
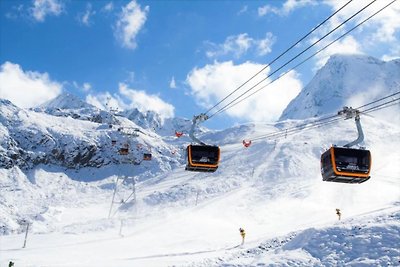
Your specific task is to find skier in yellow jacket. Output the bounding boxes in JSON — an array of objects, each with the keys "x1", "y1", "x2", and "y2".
[{"x1": 239, "y1": 228, "x2": 246, "y2": 245}]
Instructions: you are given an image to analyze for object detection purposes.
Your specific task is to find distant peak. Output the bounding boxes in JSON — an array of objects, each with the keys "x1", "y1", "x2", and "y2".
[
  {"x1": 327, "y1": 54, "x2": 384, "y2": 65},
  {"x1": 40, "y1": 92, "x2": 95, "y2": 110}
]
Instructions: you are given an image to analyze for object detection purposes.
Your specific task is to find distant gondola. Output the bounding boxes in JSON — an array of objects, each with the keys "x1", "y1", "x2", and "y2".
[
  {"x1": 242, "y1": 140, "x2": 252, "y2": 147},
  {"x1": 119, "y1": 147, "x2": 129, "y2": 155},
  {"x1": 143, "y1": 153, "x2": 152, "y2": 160},
  {"x1": 321, "y1": 146, "x2": 371, "y2": 184},
  {"x1": 186, "y1": 144, "x2": 220, "y2": 172},
  {"x1": 175, "y1": 131, "x2": 183, "y2": 137}
]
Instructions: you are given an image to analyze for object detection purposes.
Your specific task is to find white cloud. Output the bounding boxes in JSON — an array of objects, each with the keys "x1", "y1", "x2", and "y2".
[
  {"x1": 0, "y1": 62, "x2": 62, "y2": 108},
  {"x1": 308, "y1": 1, "x2": 399, "y2": 71},
  {"x1": 72, "y1": 81, "x2": 92, "y2": 93},
  {"x1": 238, "y1": 5, "x2": 248, "y2": 15},
  {"x1": 119, "y1": 83, "x2": 174, "y2": 119},
  {"x1": 186, "y1": 61, "x2": 302, "y2": 122},
  {"x1": 381, "y1": 47, "x2": 400, "y2": 61},
  {"x1": 323, "y1": 0, "x2": 400, "y2": 43},
  {"x1": 206, "y1": 33, "x2": 276, "y2": 59},
  {"x1": 115, "y1": 0, "x2": 149, "y2": 49},
  {"x1": 102, "y1": 2, "x2": 114, "y2": 13},
  {"x1": 86, "y1": 84, "x2": 175, "y2": 119},
  {"x1": 78, "y1": 3, "x2": 96, "y2": 26},
  {"x1": 30, "y1": 0, "x2": 63, "y2": 22},
  {"x1": 169, "y1": 77, "x2": 177, "y2": 89},
  {"x1": 206, "y1": 33, "x2": 252, "y2": 58},
  {"x1": 258, "y1": 0, "x2": 315, "y2": 17},
  {"x1": 256, "y1": 32, "x2": 276, "y2": 56},
  {"x1": 258, "y1": 5, "x2": 280, "y2": 17},
  {"x1": 86, "y1": 92, "x2": 124, "y2": 112},
  {"x1": 313, "y1": 35, "x2": 364, "y2": 69},
  {"x1": 82, "y1": 82, "x2": 91, "y2": 92}
]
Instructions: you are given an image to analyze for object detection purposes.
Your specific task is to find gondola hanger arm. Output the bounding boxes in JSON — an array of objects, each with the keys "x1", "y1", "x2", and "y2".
[
  {"x1": 338, "y1": 107, "x2": 364, "y2": 148},
  {"x1": 189, "y1": 113, "x2": 208, "y2": 145}
]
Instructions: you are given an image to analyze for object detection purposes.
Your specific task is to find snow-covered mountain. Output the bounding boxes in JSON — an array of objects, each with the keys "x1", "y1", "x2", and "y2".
[
  {"x1": 34, "y1": 92, "x2": 120, "y2": 125},
  {"x1": 1, "y1": 54, "x2": 399, "y2": 267},
  {"x1": 0, "y1": 98, "x2": 181, "y2": 172},
  {"x1": 280, "y1": 54, "x2": 400, "y2": 120}
]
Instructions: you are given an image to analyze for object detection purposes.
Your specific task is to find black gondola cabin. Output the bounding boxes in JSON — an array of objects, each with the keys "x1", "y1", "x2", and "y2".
[
  {"x1": 143, "y1": 153, "x2": 152, "y2": 160},
  {"x1": 186, "y1": 144, "x2": 220, "y2": 172},
  {"x1": 321, "y1": 146, "x2": 371, "y2": 184},
  {"x1": 119, "y1": 148, "x2": 129, "y2": 155}
]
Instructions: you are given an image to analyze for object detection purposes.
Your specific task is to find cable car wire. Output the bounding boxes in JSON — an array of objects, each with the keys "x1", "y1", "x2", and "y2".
[
  {"x1": 240, "y1": 93, "x2": 400, "y2": 144},
  {"x1": 210, "y1": 1, "x2": 398, "y2": 118},
  {"x1": 203, "y1": 0, "x2": 354, "y2": 116},
  {"x1": 356, "y1": 91, "x2": 400, "y2": 110},
  {"x1": 206, "y1": 0, "x2": 379, "y2": 119},
  {"x1": 359, "y1": 97, "x2": 400, "y2": 114}
]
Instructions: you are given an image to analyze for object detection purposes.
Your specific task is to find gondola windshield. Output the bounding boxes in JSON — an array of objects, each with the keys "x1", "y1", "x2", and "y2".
[
  {"x1": 186, "y1": 145, "x2": 220, "y2": 172},
  {"x1": 188, "y1": 145, "x2": 219, "y2": 164},
  {"x1": 333, "y1": 147, "x2": 370, "y2": 172}
]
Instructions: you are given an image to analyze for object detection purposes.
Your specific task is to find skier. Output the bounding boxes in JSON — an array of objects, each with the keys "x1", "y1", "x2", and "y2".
[
  {"x1": 9, "y1": 261, "x2": 14, "y2": 267},
  {"x1": 239, "y1": 227, "x2": 246, "y2": 245},
  {"x1": 336, "y1": 208, "x2": 341, "y2": 220}
]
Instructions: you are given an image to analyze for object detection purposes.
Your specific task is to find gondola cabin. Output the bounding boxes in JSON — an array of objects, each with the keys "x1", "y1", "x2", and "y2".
[
  {"x1": 143, "y1": 153, "x2": 152, "y2": 161},
  {"x1": 119, "y1": 147, "x2": 129, "y2": 155},
  {"x1": 243, "y1": 140, "x2": 252, "y2": 148},
  {"x1": 175, "y1": 131, "x2": 183, "y2": 138},
  {"x1": 186, "y1": 144, "x2": 220, "y2": 172},
  {"x1": 320, "y1": 146, "x2": 371, "y2": 184}
]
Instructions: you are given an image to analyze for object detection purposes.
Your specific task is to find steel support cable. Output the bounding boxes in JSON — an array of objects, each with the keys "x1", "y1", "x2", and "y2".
[
  {"x1": 229, "y1": 98, "x2": 398, "y2": 149},
  {"x1": 226, "y1": 117, "x2": 342, "y2": 150},
  {"x1": 238, "y1": 99, "x2": 396, "y2": 146},
  {"x1": 203, "y1": 0, "x2": 354, "y2": 116},
  {"x1": 249, "y1": 113, "x2": 340, "y2": 141},
  {"x1": 207, "y1": 0, "x2": 377, "y2": 119},
  {"x1": 242, "y1": 94, "x2": 400, "y2": 143},
  {"x1": 210, "y1": 0, "x2": 396, "y2": 119},
  {"x1": 359, "y1": 97, "x2": 400, "y2": 114},
  {"x1": 251, "y1": 116, "x2": 343, "y2": 142},
  {"x1": 355, "y1": 91, "x2": 400, "y2": 110}
]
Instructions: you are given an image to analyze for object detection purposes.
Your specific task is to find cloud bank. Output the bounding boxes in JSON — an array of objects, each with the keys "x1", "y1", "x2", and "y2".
[
  {"x1": 0, "y1": 62, "x2": 62, "y2": 108},
  {"x1": 115, "y1": 0, "x2": 149, "y2": 49},
  {"x1": 86, "y1": 83, "x2": 174, "y2": 120},
  {"x1": 186, "y1": 61, "x2": 302, "y2": 122}
]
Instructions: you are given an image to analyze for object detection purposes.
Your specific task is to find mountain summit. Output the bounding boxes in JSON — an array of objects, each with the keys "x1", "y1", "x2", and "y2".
[{"x1": 280, "y1": 54, "x2": 400, "y2": 120}]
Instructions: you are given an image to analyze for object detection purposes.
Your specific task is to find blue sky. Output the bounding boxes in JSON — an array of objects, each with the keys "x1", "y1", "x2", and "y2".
[{"x1": 0, "y1": 0, "x2": 399, "y2": 129}]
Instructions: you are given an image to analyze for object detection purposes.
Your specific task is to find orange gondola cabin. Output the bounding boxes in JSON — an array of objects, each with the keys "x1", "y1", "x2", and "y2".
[
  {"x1": 186, "y1": 144, "x2": 220, "y2": 172},
  {"x1": 320, "y1": 146, "x2": 371, "y2": 184}
]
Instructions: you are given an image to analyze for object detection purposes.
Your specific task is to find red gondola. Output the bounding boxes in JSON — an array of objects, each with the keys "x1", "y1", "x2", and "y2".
[
  {"x1": 242, "y1": 140, "x2": 252, "y2": 147},
  {"x1": 175, "y1": 131, "x2": 183, "y2": 137}
]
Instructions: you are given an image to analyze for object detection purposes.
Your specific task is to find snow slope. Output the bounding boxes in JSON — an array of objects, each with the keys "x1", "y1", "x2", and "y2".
[{"x1": 0, "y1": 54, "x2": 399, "y2": 266}]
